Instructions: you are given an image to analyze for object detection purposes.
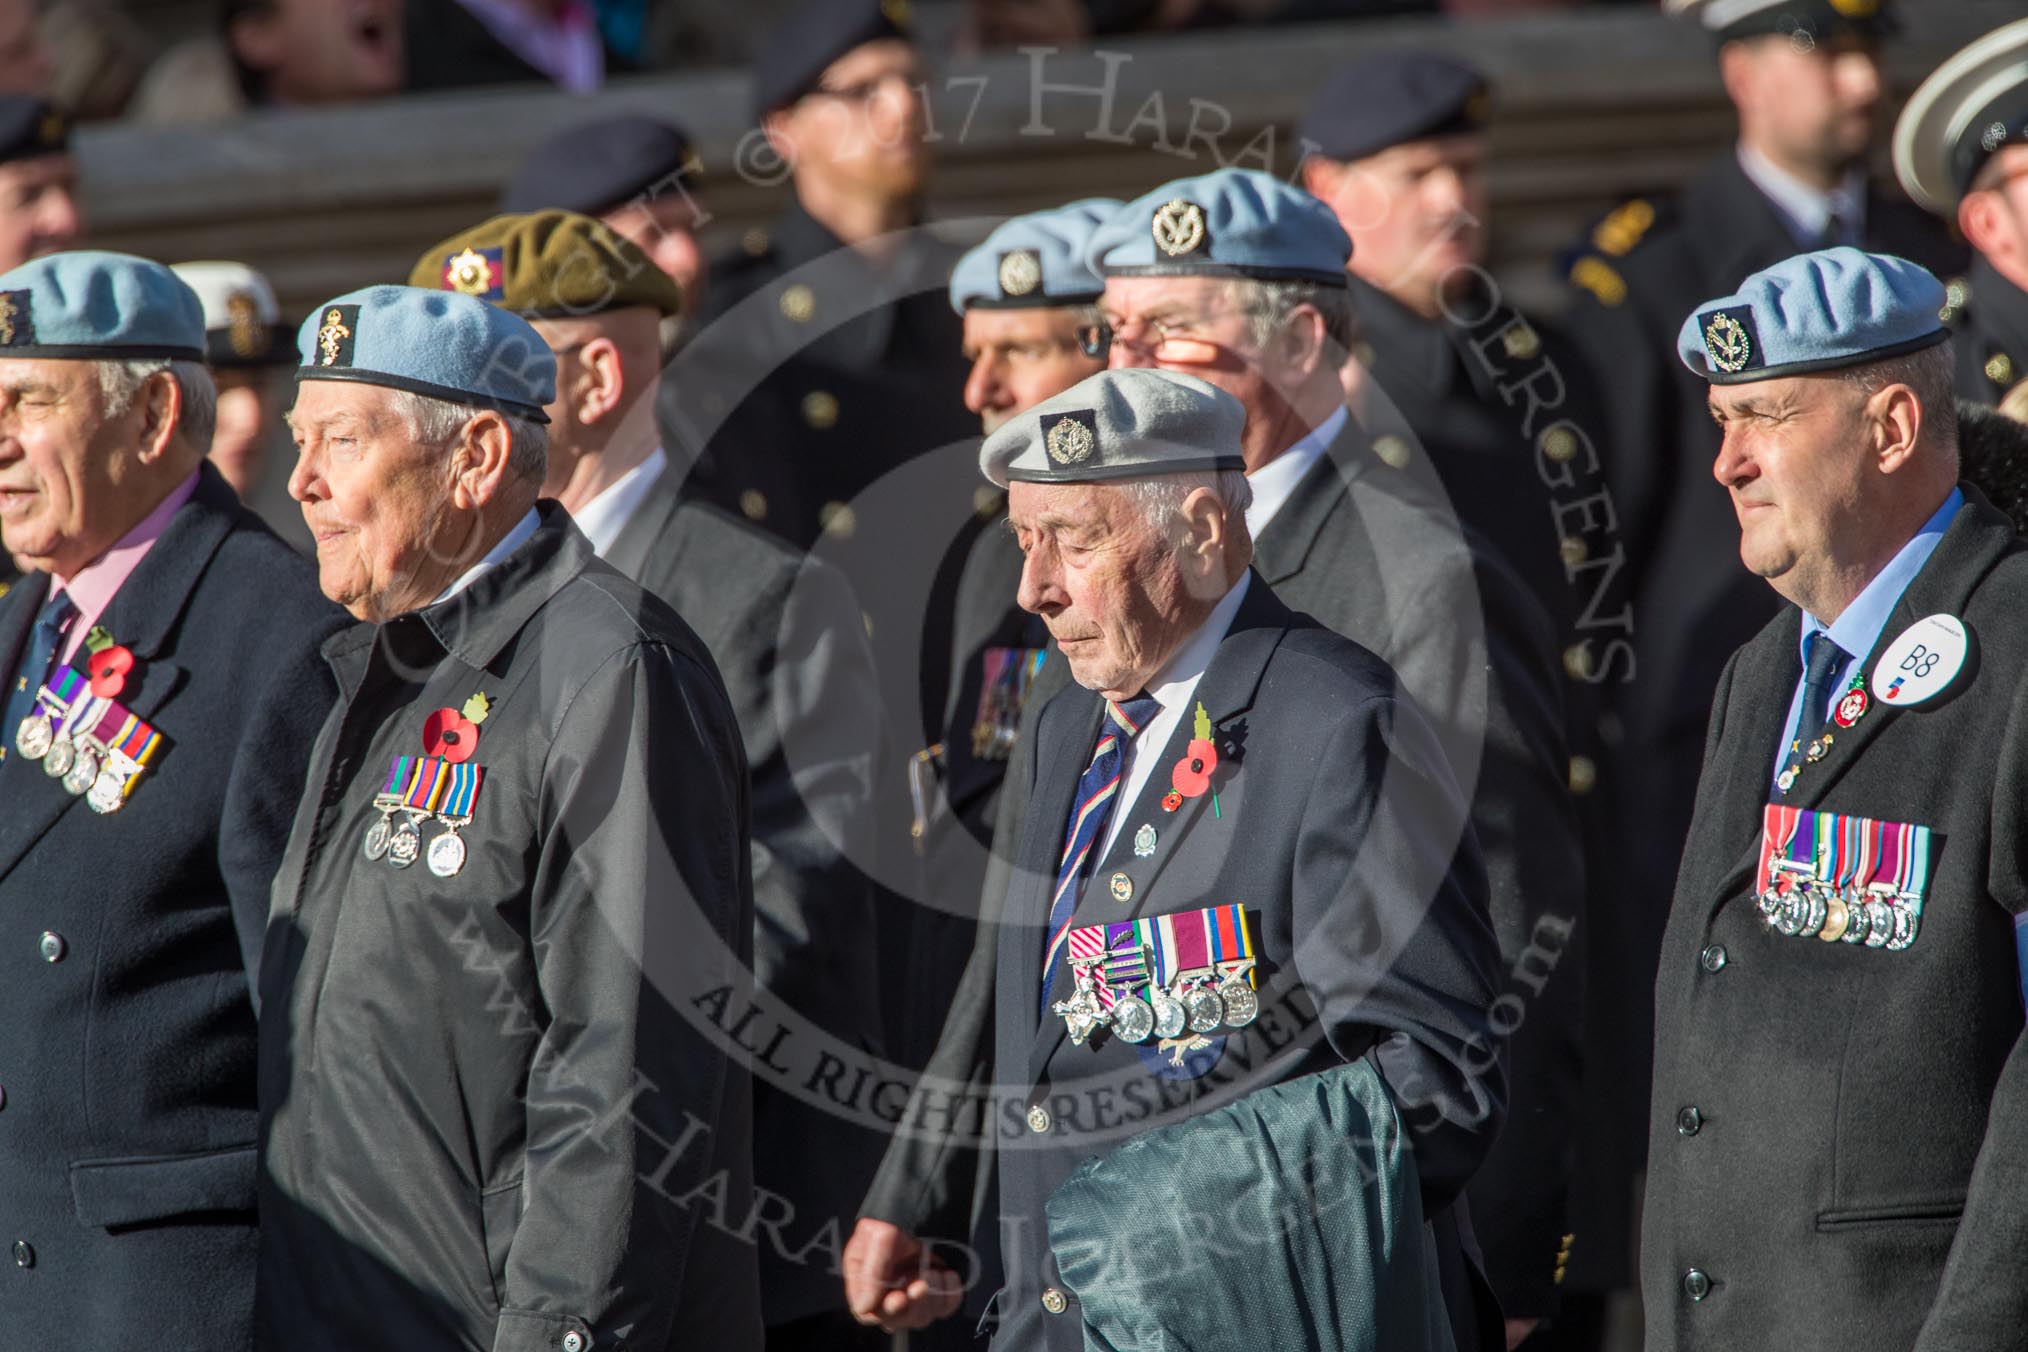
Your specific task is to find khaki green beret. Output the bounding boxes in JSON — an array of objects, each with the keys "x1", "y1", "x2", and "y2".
[{"x1": 407, "y1": 209, "x2": 682, "y2": 320}]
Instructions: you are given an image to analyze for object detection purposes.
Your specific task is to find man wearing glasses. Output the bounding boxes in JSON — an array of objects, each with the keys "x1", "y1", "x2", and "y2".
[{"x1": 672, "y1": 0, "x2": 974, "y2": 553}]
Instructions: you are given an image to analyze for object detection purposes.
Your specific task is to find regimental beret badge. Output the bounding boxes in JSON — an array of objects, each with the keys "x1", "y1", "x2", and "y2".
[
  {"x1": 1701, "y1": 308, "x2": 1757, "y2": 374},
  {"x1": 1151, "y1": 199, "x2": 1207, "y2": 258},
  {"x1": 442, "y1": 247, "x2": 505, "y2": 301},
  {"x1": 37, "y1": 113, "x2": 62, "y2": 148},
  {"x1": 1044, "y1": 410, "x2": 1097, "y2": 466},
  {"x1": 316, "y1": 305, "x2": 359, "y2": 368},
  {"x1": 225, "y1": 290, "x2": 263, "y2": 359},
  {"x1": 1828, "y1": 0, "x2": 1878, "y2": 17},
  {"x1": 881, "y1": 0, "x2": 911, "y2": 28},
  {"x1": 997, "y1": 249, "x2": 1042, "y2": 298},
  {"x1": 0, "y1": 290, "x2": 32, "y2": 347}
]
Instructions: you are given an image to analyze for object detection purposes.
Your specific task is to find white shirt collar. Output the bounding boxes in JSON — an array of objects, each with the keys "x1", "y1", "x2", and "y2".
[
  {"x1": 1094, "y1": 572, "x2": 1251, "y2": 861},
  {"x1": 433, "y1": 507, "x2": 540, "y2": 607},
  {"x1": 1246, "y1": 404, "x2": 1347, "y2": 539},
  {"x1": 1736, "y1": 142, "x2": 1867, "y2": 248},
  {"x1": 573, "y1": 446, "x2": 667, "y2": 558}
]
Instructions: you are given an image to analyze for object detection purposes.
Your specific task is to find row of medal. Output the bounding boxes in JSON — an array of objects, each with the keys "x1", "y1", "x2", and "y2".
[
  {"x1": 1054, "y1": 904, "x2": 1258, "y2": 1047},
  {"x1": 1755, "y1": 804, "x2": 1932, "y2": 950},
  {"x1": 971, "y1": 645, "x2": 1047, "y2": 763},
  {"x1": 362, "y1": 754, "x2": 484, "y2": 878},
  {"x1": 14, "y1": 663, "x2": 165, "y2": 815}
]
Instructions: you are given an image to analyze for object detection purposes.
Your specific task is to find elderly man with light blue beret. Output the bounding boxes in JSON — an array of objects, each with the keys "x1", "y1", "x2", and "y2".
[
  {"x1": 255, "y1": 285, "x2": 763, "y2": 1351},
  {"x1": 0, "y1": 251, "x2": 344, "y2": 1349},
  {"x1": 1646, "y1": 247, "x2": 2028, "y2": 1352},
  {"x1": 1081, "y1": 166, "x2": 1581, "y2": 1352},
  {"x1": 847, "y1": 364, "x2": 1503, "y2": 1352}
]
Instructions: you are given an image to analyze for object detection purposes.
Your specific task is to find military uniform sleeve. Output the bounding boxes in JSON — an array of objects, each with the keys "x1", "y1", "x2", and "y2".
[
  {"x1": 1461, "y1": 559, "x2": 1587, "y2": 1319},
  {"x1": 492, "y1": 640, "x2": 756, "y2": 1352},
  {"x1": 746, "y1": 554, "x2": 884, "y2": 1042},
  {"x1": 1911, "y1": 670, "x2": 2028, "y2": 1352},
  {"x1": 219, "y1": 608, "x2": 345, "y2": 997},
  {"x1": 1291, "y1": 683, "x2": 1506, "y2": 1211}
]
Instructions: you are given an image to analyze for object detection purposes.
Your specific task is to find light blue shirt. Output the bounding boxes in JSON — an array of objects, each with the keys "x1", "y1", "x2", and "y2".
[
  {"x1": 1737, "y1": 143, "x2": 1867, "y2": 249},
  {"x1": 1773, "y1": 488, "x2": 1964, "y2": 780}
]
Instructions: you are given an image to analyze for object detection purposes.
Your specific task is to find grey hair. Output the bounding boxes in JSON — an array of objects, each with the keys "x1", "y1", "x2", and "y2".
[
  {"x1": 1123, "y1": 469, "x2": 1255, "y2": 549},
  {"x1": 385, "y1": 389, "x2": 548, "y2": 487},
  {"x1": 1226, "y1": 278, "x2": 1357, "y2": 359},
  {"x1": 96, "y1": 359, "x2": 218, "y2": 453},
  {"x1": 1838, "y1": 338, "x2": 1959, "y2": 464}
]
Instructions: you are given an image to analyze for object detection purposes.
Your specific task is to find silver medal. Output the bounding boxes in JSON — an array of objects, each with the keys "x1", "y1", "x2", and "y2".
[
  {"x1": 86, "y1": 770, "x2": 124, "y2": 815},
  {"x1": 1886, "y1": 903, "x2": 1919, "y2": 951},
  {"x1": 1861, "y1": 898, "x2": 1894, "y2": 948},
  {"x1": 427, "y1": 829, "x2": 468, "y2": 878},
  {"x1": 387, "y1": 817, "x2": 422, "y2": 869},
  {"x1": 1839, "y1": 895, "x2": 1871, "y2": 943},
  {"x1": 62, "y1": 743, "x2": 100, "y2": 797},
  {"x1": 1775, "y1": 892, "x2": 1805, "y2": 937},
  {"x1": 1111, "y1": 992, "x2": 1155, "y2": 1043},
  {"x1": 1798, "y1": 887, "x2": 1828, "y2": 938},
  {"x1": 15, "y1": 711, "x2": 52, "y2": 760},
  {"x1": 43, "y1": 734, "x2": 73, "y2": 779},
  {"x1": 1150, "y1": 985, "x2": 1187, "y2": 1040},
  {"x1": 1220, "y1": 980, "x2": 1259, "y2": 1028},
  {"x1": 1185, "y1": 984, "x2": 1224, "y2": 1035},
  {"x1": 363, "y1": 814, "x2": 393, "y2": 861}
]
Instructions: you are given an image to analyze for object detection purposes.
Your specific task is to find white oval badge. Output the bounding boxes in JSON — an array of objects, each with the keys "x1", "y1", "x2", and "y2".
[{"x1": 1871, "y1": 614, "x2": 1969, "y2": 708}]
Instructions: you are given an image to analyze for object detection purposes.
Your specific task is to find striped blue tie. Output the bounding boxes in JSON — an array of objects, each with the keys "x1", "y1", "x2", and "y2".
[{"x1": 1041, "y1": 694, "x2": 1161, "y2": 1014}]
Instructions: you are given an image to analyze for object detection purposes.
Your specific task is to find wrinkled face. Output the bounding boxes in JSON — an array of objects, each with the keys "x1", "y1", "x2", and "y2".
[
  {"x1": 775, "y1": 39, "x2": 930, "y2": 204},
  {"x1": 287, "y1": 379, "x2": 457, "y2": 621},
  {"x1": 0, "y1": 358, "x2": 147, "y2": 575},
  {"x1": 233, "y1": 0, "x2": 403, "y2": 104},
  {"x1": 1009, "y1": 479, "x2": 1194, "y2": 698},
  {"x1": 601, "y1": 195, "x2": 705, "y2": 320},
  {"x1": 208, "y1": 366, "x2": 285, "y2": 499},
  {"x1": 961, "y1": 307, "x2": 1104, "y2": 433},
  {"x1": 1709, "y1": 373, "x2": 1872, "y2": 591},
  {"x1": 0, "y1": 152, "x2": 81, "y2": 272},
  {"x1": 1311, "y1": 134, "x2": 1487, "y2": 310},
  {"x1": 1729, "y1": 34, "x2": 1881, "y2": 175}
]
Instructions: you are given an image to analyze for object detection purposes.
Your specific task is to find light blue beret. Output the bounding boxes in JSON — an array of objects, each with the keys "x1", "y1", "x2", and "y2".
[
  {"x1": 948, "y1": 199, "x2": 1121, "y2": 314},
  {"x1": 295, "y1": 284, "x2": 556, "y2": 422},
  {"x1": 1085, "y1": 168, "x2": 1350, "y2": 286},
  {"x1": 0, "y1": 250, "x2": 204, "y2": 361},
  {"x1": 980, "y1": 367, "x2": 1247, "y2": 489},
  {"x1": 1677, "y1": 248, "x2": 1947, "y2": 385}
]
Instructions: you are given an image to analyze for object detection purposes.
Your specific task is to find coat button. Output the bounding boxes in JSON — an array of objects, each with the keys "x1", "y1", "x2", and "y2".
[
  {"x1": 11, "y1": 1240, "x2": 31, "y2": 1268},
  {"x1": 561, "y1": 1332, "x2": 586, "y2": 1352},
  {"x1": 1699, "y1": 944, "x2": 1727, "y2": 973},
  {"x1": 1026, "y1": 1105, "x2": 1051, "y2": 1134},
  {"x1": 38, "y1": 932, "x2": 64, "y2": 963},
  {"x1": 1041, "y1": 1287, "x2": 1068, "y2": 1315},
  {"x1": 1676, "y1": 1106, "x2": 1702, "y2": 1137},
  {"x1": 1683, "y1": 1268, "x2": 1711, "y2": 1301}
]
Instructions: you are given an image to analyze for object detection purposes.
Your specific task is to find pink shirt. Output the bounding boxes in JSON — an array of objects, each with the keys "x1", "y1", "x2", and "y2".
[{"x1": 50, "y1": 469, "x2": 200, "y2": 664}]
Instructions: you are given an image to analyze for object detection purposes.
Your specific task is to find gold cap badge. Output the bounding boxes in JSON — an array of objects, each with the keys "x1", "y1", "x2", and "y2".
[
  {"x1": 1703, "y1": 312, "x2": 1752, "y2": 373},
  {"x1": 1045, "y1": 414, "x2": 1095, "y2": 465}
]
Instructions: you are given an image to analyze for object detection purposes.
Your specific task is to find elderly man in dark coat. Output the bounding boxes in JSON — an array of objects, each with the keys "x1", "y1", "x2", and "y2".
[
  {"x1": 256, "y1": 285, "x2": 762, "y2": 1351},
  {"x1": 0, "y1": 250, "x2": 342, "y2": 1349},
  {"x1": 1647, "y1": 247, "x2": 2028, "y2": 1352}
]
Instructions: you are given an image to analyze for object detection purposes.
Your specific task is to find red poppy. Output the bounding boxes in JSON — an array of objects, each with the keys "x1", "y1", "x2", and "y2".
[
  {"x1": 423, "y1": 707, "x2": 479, "y2": 763},
  {"x1": 1170, "y1": 737, "x2": 1219, "y2": 798},
  {"x1": 1161, "y1": 790, "x2": 1184, "y2": 813},
  {"x1": 88, "y1": 644, "x2": 135, "y2": 699}
]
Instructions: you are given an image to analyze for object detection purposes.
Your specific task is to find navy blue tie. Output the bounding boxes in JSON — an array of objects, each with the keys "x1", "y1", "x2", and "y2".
[
  {"x1": 1040, "y1": 693, "x2": 1162, "y2": 1013},
  {"x1": 2, "y1": 588, "x2": 77, "y2": 760}
]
